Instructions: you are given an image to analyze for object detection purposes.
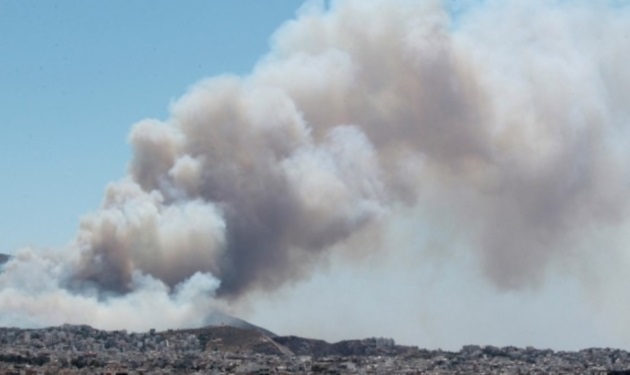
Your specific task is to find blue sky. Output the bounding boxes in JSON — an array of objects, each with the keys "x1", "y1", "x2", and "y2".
[{"x1": 0, "y1": 1, "x2": 304, "y2": 252}]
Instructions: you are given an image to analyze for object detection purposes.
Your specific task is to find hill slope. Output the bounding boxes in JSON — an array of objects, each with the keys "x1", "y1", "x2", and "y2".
[
  {"x1": 172, "y1": 325, "x2": 291, "y2": 356},
  {"x1": 203, "y1": 311, "x2": 276, "y2": 337}
]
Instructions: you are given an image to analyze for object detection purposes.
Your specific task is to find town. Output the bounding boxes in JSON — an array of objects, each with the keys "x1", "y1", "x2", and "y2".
[{"x1": 0, "y1": 324, "x2": 628, "y2": 374}]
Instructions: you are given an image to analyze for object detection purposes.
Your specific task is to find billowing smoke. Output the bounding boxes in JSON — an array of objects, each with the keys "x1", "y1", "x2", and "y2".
[{"x1": 1, "y1": 0, "x2": 630, "y2": 343}]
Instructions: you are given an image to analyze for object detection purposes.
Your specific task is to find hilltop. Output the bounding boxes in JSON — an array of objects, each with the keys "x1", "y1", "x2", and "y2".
[{"x1": 202, "y1": 311, "x2": 276, "y2": 338}]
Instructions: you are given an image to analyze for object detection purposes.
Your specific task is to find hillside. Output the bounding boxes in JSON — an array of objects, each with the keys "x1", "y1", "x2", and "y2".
[
  {"x1": 202, "y1": 311, "x2": 276, "y2": 337},
  {"x1": 171, "y1": 325, "x2": 291, "y2": 356}
]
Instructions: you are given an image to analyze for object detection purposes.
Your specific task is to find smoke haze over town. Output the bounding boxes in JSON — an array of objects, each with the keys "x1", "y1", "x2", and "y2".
[{"x1": 1, "y1": 0, "x2": 630, "y2": 351}]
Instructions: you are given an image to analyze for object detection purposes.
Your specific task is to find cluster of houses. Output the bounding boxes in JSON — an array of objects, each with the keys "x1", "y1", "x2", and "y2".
[{"x1": 0, "y1": 324, "x2": 628, "y2": 374}]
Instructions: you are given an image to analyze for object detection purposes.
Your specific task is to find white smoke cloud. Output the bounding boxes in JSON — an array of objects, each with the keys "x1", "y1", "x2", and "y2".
[
  {"x1": 0, "y1": 247, "x2": 220, "y2": 330},
  {"x1": 2, "y1": 0, "x2": 630, "y2": 348},
  {"x1": 73, "y1": 179, "x2": 226, "y2": 292}
]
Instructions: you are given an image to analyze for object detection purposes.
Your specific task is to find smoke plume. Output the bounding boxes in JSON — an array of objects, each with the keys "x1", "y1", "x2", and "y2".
[{"x1": 1, "y1": 0, "x2": 630, "y2": 344}]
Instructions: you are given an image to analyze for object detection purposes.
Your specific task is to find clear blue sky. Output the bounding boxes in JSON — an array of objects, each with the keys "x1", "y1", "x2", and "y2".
[{"x1": 0, "y1": 1, "x2": 304, "y2": 252}]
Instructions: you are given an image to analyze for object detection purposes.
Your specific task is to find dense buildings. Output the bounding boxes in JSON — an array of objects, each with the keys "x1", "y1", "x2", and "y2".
[{"x1": 0, "y1": 324, "x2": 627, "y2": 374}]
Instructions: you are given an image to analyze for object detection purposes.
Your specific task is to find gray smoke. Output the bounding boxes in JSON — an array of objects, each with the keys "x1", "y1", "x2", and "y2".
[{"x1": 1, "y1": 0, "x2": 630, "y2": 337}]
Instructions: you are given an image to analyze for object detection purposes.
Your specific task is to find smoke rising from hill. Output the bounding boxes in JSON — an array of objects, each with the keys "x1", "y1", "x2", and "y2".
[{"x1": 1, "y1": 0, "x2": 629, "y2": 342}]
